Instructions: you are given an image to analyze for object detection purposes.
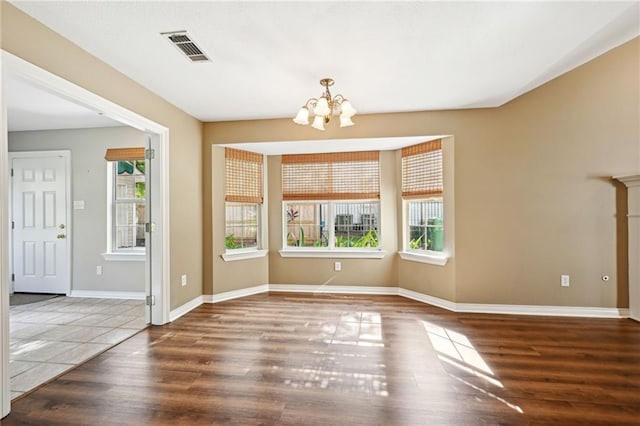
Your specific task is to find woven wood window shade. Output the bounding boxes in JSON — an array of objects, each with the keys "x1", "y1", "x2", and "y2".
[
  {"x1": 282, "y1": 151, "x2": 380, "y2": 201},
  {"x1": 225, "y1": 147, "x2": 264, "y2": 203},
  {"x1": 104, "y1": 147, "x2": 145, "y2": 161},
  {"x1": 401, "y1": 139, "x2": 443, "y2": 199}
]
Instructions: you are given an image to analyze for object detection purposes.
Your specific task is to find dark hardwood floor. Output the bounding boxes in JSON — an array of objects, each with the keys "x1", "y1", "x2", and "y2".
[{"x1": 3, "y1": 293, "x2": 640, "y2": 425}]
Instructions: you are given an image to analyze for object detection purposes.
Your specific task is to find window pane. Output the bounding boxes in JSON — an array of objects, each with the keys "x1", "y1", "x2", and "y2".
[
  {"x1": 334, "y1": 202, "x2": 379, "y2": 248},
  {"x1": 115, "y1": 203, "x2": 146, "y2": 249},
  {"x1": 115, "y1": 161, "x2": 145, "y2": 200},
  {"x1": 285, "y1": 203, "x2": 329, "y2": 247},
  {"x1": 225, "y1": 203, "x2": 258, "y2": 249},
  {"x1": 408, "y1": 199, "x2": 443, "y2": 252}
]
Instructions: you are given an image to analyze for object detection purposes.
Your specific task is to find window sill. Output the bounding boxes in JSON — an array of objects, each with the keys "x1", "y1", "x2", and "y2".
[
  {"x1": 221, "y1": 249, "x2": 268, "y2": 262},
  {"x1": 399, "y1": 251, "x2": 448, "y2": 266},
  {"x1": 279, "y1": 249, "x2": 386, "y2": 259},
  {"x1": 102, "y1": 252, "x2": 146, "y2": 262}
]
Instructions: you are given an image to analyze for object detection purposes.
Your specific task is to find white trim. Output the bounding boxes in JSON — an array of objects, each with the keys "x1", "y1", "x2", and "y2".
[
  {"x1": 221, "y1": 249, "x2": 268, "y2": 262},
  {"x1": 398, "y1": 288, "x2": 458, "y2": 311},
  {"x1": 613, "y1": 173, "x2": 640, "y2": 187},
  {"x1": 169, "y1": 295, "x2": 204, "y2": 322},
  {"x1": 269, "y1": 284, "x2": 398, "y2": 295},
  {"x1": 454, "y1": 303, "x2": 629, "y2": 318},
  {"x1": 279, "y1": 249, "x2": 386, "y2": 259},
  {"x1": 9, "y1": 151, "x2": 72, "y2": 296},
  {"x1": 398, "y1": 251, "x2": 448, "y2": 266},
  {"x1": 150, "y1": 132, "x2": 171, "y2": 326},
  {"x1": 183, "y1": 285, "x2": 629, "y2": 324},
  {"x1": 102, "y1": 252, "x2": 146, "y2": 262},
  {"x1": 68, "y1": 290, "x2": 146, "y2": 300},
  {"x1": 0, "y1": 50, "x2": 10, "y2": 418},
  {"x1": 398, "y1": 288, "x2": 627, "y2": 318},
  {"x1": 203, "y1": 284, "x2": 269, "y2": 304}
]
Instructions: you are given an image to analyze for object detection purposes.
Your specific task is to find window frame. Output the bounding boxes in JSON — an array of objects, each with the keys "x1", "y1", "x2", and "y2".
[
  {"x1": 103, "y1": 160, "x2": 146, "y2": 261},
  {"x1": 280, "y1": 199, "x2": 385, "y2": 259},
  {"x1": 401, "y1": 197, "x2": 447, "y2": 265},
  {"x1": 224, "y1": 201, "x2": 261, "y2": 251}
]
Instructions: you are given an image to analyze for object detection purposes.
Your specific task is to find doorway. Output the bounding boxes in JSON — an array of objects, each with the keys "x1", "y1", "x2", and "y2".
[{"x1": 1, "y1": 50, "x2": 170, "y2": 417}]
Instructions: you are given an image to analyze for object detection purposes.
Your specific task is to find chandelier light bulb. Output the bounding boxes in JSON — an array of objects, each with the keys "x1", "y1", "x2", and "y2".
[
  {"x1": 314, "y1": 97, "x2": 331, "y2": 117},
  {"x1": 293, "y1": 107, "x2": 310, "y2": 125},
  {"x1": 311, "y1": 115, "x2": 326, "y2": 131},
  {"x1": 339, "y1": 115, "x2": 355, "y2": 128},
  {"x1": 340, "y1": 100, "x2": 356, "y2": 117}
]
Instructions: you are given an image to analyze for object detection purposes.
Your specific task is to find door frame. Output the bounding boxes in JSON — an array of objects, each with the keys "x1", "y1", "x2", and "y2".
[
  {"x1": 1, "y1": 50, "x2": 172, "y2": 417},
  {"x1": 9, "y1": 150, "x2": 72, "y2": 295}
]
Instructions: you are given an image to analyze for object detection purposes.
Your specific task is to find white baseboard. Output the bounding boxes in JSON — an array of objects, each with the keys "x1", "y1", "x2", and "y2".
[
  {"x1": 169, "y1": 295, "x2": 204, "y2": 322},
  {"x1": 269, "y1": 284, "x2": 398, "y2": 295},
  {"x1": 189, "y1": 284, "x2": 628, "y2": 319},
  {"x1": 69, "y1": 290, "x2": 145, "y2": 300},
  {"x1": 454, "y1": 303, "x2": 628, "y2": 318},
  {"x1": 203, "y1": 284, "x2": 269, "y2": 304},
  {"x1": 398, "y1": 288, "x2": 457, "y2": 311},
  {"x1": 398, "y1": 288, "x2": 627, "y2": 318}
]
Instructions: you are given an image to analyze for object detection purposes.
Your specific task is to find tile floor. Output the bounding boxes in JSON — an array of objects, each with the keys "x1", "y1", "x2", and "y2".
[{"x1": 9, "y1": 296, "x2": 147, "y2": 400}]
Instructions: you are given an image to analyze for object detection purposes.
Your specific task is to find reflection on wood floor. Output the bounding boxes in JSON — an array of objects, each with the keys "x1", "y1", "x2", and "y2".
[{"x1": 4, "y1": 293, "x2": 640, "y2": 425}]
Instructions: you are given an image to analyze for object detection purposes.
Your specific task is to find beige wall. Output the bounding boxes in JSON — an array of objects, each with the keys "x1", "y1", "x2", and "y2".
[
  {"x1": 9, "y1": 127, "x2": 146, "y2": 294},
  {"x1": 1, "y1": 3, "x2": 203, "y2": 309},
  {"x1": 208, "y1": 146, "x2": 268, "y2": 294},
  {"x1": 204, "y1": 37, "x2": 639, "y2": 308}
]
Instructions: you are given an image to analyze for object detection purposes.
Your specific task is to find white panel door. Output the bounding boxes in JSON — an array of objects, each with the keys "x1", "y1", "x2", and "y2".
[{"x1": 12, "y1": 154, "x2": 69, "y2": 294}]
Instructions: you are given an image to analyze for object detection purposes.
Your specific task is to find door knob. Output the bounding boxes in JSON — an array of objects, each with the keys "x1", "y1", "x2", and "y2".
[
  {"x1": 59, "y1": 224, "x2": 65, "y2": 229},
  {"x1": 56, "y1": 233, "x2": 66, "y2": 239}
]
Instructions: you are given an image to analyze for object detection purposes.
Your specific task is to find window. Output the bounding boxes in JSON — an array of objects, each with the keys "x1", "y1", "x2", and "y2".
[
  {"x1": 104, "y1": 147, "x2": 146, "y2": 259},
  {"x1": 282, "y1": 151, "x2": 381, "y2": 252},
  {"x1": 225, "y1": 148, "x2": 263, "y2": 251},
  {"x1": 285, "y1": 201, "x2": 380, "y2": 249},
  {"x1": 407, "y1": 199, "x2": 443, "y2": 251},
  {"x1": 402, "y1": 139, "x2": 445, "y2": 258},
  {"x1": 113, "y1": 160, "x2": 146, "y2": 251},
  {"x1": 225, "y1": 203, "x2": 259, "y2": 249}
]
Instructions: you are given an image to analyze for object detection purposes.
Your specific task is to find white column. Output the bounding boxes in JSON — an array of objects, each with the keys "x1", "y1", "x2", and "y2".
[{"x1": 615, "y1": 174, "x2": 640, "y2": 321}]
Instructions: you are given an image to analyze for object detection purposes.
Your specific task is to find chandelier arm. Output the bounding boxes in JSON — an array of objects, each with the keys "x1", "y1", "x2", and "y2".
[{"x1": 304, "y1": 98, "x2": 318, "y2": 109}]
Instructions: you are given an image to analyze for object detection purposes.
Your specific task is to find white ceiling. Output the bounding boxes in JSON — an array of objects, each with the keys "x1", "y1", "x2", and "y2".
[
  {"x1": 6, "y1": 75, "x2": 121, "y2": 132},
  {"x1": 7, "y1": 0, "x2": 640, "y2": 127}
]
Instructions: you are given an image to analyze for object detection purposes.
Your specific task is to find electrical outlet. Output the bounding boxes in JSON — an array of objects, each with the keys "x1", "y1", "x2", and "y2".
[
  {"x1": 96, "y1": 265, "x2": 103, "y2": 276},
  {"x1": 334, "y1": 262, "x2": 341, "y2": 272},
  {"x1": 561, "y1": 275, "x2": 570, "y2": 287},
  {"x1": 181, "y1": 274, "x2": 187, "y2": 286}
]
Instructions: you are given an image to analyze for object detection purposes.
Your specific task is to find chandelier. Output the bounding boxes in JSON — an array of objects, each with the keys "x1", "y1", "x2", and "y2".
[{"x1": 293, "y1": 78, "x2": 357, "y2": 131}]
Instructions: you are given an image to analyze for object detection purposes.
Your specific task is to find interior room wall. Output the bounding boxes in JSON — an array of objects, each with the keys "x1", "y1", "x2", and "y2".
[
  {"x1": 9, "y1": 127, "x2": 146, "y2": 294},
  {"x1": 1, "y1": 2, "x2": 204, "y2": 309},
  {"x1": 203, "y1": 37, "x2": 639, "y2": 309}
]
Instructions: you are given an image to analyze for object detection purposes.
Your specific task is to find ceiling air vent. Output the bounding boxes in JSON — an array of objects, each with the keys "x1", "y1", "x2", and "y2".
[{"x1": 161, "y1": 31, "x2": 210, "y2": 62}]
